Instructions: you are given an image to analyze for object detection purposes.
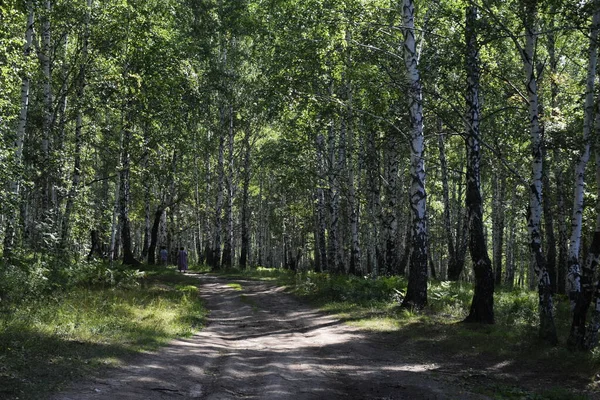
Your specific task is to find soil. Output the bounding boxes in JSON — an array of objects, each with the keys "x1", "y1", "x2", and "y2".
[{"x1": 51, "y1": 274, "x2": 597, "y2": 400}]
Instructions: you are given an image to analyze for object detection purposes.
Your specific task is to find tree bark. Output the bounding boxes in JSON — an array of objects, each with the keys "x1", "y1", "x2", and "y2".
[
  {"x1": 4, "y1": 1, "x2": 34, "y2": 257},
  {"x1": 401, "y1": 0, "x2": 428, "y2": 309},
  {"x1": 327, "y1": 121, "x2": 342, "y2": 273},
  {"x1": 521, "y1": 0, "x2": 557, "y2": 344},
  {"x1": 315, "y1": 127, "x2": 328, "y2": 271},
  {"x1": 240, "y1": 128, "x2": 251, "y2": 269},
  {"x1": 222, "y1": 106, "x2": 235, "y2": 269},
  {"x1": 366, "y1": 127, "x2": 381, "y2": 276},
  {"x1": 492, "y1": 172, "x2": 506, "y2": 286},
  {"x1": 211, "y1": 112, "x2": 226, "y2": 270},
  {"x1": 463, "y1": 5, "x2": 494, "y2": 324},
  {"x1": 383, "y1": 130, "x2": 399, "y2": 276},
  {"x1": 119, "y1": 119, "x2": 138, "y2": 266},
  {"x1": 567, "y1": 0, "x2": 600, "y2": 319}
]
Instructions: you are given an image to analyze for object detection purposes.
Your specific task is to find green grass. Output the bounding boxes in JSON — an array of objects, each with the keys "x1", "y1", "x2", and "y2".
[
  {"x1": 226, "y1": 282, "x2": 243, "y2": 291},
  {"x1": 0, "y1": 264, "x2": 206, "y2": 400}
]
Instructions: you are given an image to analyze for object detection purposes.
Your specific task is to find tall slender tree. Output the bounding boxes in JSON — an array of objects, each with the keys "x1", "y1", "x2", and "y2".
[
  {"x1": 463, "y1": 4, "x2": 494, "y2": 324},
  {"x1": 401, "y1": 0, "x2": 428, "y2": 309}
]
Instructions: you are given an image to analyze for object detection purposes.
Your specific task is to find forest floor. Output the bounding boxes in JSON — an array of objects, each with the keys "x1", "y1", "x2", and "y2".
[{"x1": 50, "y1": 274, "x2": 598, "y2": 400}]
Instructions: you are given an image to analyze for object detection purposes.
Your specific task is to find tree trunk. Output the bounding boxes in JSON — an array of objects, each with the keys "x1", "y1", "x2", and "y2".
[
  {"x1": 383, "y1": 130, "x2": 399, "y2": 276},
  {"x1": 366, "y1": 127, "x2": 381, "y2": 276},
  {"x1": 521, "y1": 0, "x2": 558, "y2": 344},
  {"x1": 222, "y1": 106, "x2": 235, "y2": 269},
  {"x1": 344, "y1": 36, "x2": 361, "y2": 275},
  {"x1": 148, "y1": 206, "x2": 165, "y2": 265},
  {"x1": 240, "y1": 128, "x2": 251, "y2": 269},
  {"x1": 492, "y1": 172, "x2": 506, "y2": 285},
  {"x1": 315, "y1": 127, "x2": 328, "y2": 271},
  {"x1": 548, "y1": 11, "x2": 569, "y2": 295},
  {"x1": 463, "y1": 5, "x2": 494, "y2": 324},
  {"x1": 401, "y1": 0, "x2": 428, "y2": 309},
  {"x1": 119, "y1": 119, "x2": 137, "y2": 266},
  {"x1": 40, "y1": 0, "x2": 53, "y2": 217},
  {"x1": 567, "y1": 0, "x2": 600, "y2": 318},
  {"x1": 212, "y1": 116, "x2": 226, "y2": 270},
  {"x1": 327, "y1": 121, "x2": 341, "y2": 273},
  {"x1": 438, "y1": 125, "x2": 462, "y2": 281},
  {"x1": 61, "y1": 0, "x2": 91, "y2": 250},
  {"x1": 4, "y1": 1, "x2": 34, "y2": 257}
]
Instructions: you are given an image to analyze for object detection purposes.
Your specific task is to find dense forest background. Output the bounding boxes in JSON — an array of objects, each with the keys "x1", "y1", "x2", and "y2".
[{"x1": 2, "y1": 0, "x2": 600, "y2": 348}]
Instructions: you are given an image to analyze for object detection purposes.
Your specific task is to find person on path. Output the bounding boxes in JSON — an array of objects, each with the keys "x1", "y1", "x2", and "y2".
[
  {"x1": 159, "y1": 246, "x2": 168, "y2": 266},
  {"x1": 177, "y1": 247, "x2": 188, "y2": 273}
]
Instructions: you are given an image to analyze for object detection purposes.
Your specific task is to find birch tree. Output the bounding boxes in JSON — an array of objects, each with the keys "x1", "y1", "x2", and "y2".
[
  {"x1": 3, "y1": 1, "x2": 34, "y2": 257},
  {"x1": 401, "y1": 0, "x2": 428, "y2": 308},
  {"x1": 463, "y1": 4, "x2": 494, "y2": 324},
  {"x1": 521, "y1": 0, "x2": 557, "y2": 344},
  {"x1": 567, "y1": 0, "x2": 600, "y2": 349}
]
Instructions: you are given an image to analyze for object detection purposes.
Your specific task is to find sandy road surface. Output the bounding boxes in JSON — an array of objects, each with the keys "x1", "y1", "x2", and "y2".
[{"x1": 51, "y1": 274, "x2": 489, "y2": 400}]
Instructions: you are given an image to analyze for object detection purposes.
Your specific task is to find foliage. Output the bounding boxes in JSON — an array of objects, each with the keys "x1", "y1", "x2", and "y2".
[{"x1": 0, "y1": 265, "x2": 206, "y2": 400}]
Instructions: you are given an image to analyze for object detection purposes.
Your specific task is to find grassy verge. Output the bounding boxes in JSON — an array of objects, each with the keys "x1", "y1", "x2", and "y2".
[
  {"x1": 215, "y1": 267, "x2": 600, "y2": 399},
  {"x1": 0, "y1": 264, "x2": 206, "y2": 400}
]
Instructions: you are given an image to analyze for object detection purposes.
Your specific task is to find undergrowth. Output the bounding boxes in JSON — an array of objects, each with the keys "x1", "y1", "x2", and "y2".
[{"x1": 0, "y1": 261, "x2": 206, "y2": 400}]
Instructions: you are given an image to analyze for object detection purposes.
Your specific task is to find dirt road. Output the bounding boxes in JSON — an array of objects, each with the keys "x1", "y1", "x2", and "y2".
[{"x1": 52, "y1": 275, "x2": 492, "y2": 399}]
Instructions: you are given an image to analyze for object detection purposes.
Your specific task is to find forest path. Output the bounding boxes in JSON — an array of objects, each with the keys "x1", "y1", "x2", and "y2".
[{"x1": 52, "y1": 274, "x2": 490, "y2": 400}]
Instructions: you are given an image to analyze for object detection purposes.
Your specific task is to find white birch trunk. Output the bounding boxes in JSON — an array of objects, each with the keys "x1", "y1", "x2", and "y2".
[
  {"x1": 4, "y1": 2, "x2": 34, "y2": 254},
  {"x1": 567, "y1": 2, "x2": 600, "y2": 311},
  {"x1": 40, "y1": 0, "x2": 53, "y2": 212},
  {"x1": 401, "y1": 0, "x2": 428, "y2": 308},
  {"x1": 521, "y1": 3, "x2": 558, "y2": 343}
]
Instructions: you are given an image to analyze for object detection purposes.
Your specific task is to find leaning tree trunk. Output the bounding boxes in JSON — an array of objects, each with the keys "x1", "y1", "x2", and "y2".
[
  {"x1": 521, "y1": 0, "x2": 558, "y2": 344},
  {"x1": 567, "y1": 1, "x2": 600, "y2": 349},
  {"x1": 463, "y1": 5, "x2": 494, "y2": 324},
  {"x1": 401, "y1": 0, "x2": 428, "y2": 309},
  {"x1": 4, "y1": 1, "x2": 34, "y2": 257}
]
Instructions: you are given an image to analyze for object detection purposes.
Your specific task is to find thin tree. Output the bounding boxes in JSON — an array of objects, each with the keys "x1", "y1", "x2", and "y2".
[
  {"x1": 567, "y1": 0, "x2": 600, "y2": 349},
  {"x1": 401, "y1": 0, "x2": 428, "y2": 309},
  {"x1": 521, "y1": 0, "x2": 557, "y2": 344},
  {"x1": 463, "y1": 4, "x2": 494, "y2": 324}
]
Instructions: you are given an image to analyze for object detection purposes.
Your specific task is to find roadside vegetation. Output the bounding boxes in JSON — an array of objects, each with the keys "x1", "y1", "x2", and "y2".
[
  {"x1": 216, "y1": 266, "x2": 600, "y2": 399},
  {"x1": 0, "y1": 261, "x2": 206, "y2": 400}
]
